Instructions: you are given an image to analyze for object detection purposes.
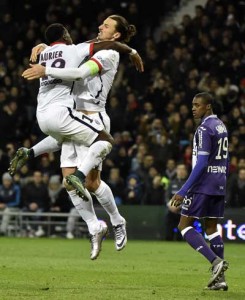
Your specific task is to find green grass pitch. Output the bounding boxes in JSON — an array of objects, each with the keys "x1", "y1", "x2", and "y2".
[{"x1": 0, "y1": 238, "x2": 244, "y2": 300}]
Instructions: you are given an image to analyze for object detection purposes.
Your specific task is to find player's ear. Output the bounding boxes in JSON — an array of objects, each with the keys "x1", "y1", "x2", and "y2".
[
  {"x1": 63, "y1": 29, "x2": 70, "y2": 41},
  {"x1": 63, "y1": 33, "x2": 68, "y2": 41},
  {"x1": 113, "y1": 32, "x2": 121, "y2": 40},
  {"x1": 207, "y1": 104, "x2": 211, "y2": 109}
]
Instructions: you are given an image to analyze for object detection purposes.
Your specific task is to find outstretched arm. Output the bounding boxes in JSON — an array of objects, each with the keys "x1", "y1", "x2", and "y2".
[
  {"x1": 22, "y1": 59, "x2": 99, "y2": 82},
  {"x1": 93, "y1": 41, "x2": 144, "y2": 72},
  {"x1": 30, "y1": 40, "x2": 144, "y2": 72}
]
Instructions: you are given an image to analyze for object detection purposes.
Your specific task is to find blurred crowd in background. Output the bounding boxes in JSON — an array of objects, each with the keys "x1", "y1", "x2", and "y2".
[{"x1": 0, "y1": 0, "x2": 245, "y2": 231}]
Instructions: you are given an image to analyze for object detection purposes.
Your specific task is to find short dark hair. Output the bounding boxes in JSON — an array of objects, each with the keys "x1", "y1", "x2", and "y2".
[
  {"x1": 45, "y1": 23, "x2": 66, "y2": 44},
  {"x1": 195, "y1": 92, "x2": 214, "y2": 106}
]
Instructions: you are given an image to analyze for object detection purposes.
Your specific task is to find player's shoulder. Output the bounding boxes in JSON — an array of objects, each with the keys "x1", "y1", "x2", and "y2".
[
  {"x1": 197, "y1": 124, "x2": 209, "y2": 133},
  {"x1": 71, "y1": 42, "x2": 90, "y2": 49},
  {"x1": 94, "y1": 49, "x2": 119, "y2": 60},
  {"x1": 200, "y1": 116, "x2": 227, "y2": 135}
]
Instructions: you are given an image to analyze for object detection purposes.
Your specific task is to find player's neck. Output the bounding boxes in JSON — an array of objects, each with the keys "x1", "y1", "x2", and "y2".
[{"x1": 50, "y1": 41, "x2": 67, "y2": 46}]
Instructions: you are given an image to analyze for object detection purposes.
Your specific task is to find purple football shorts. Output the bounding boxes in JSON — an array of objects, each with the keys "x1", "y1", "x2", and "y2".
[{"x1": 180, "y1": 192, "x2": 225, "y2": 219}]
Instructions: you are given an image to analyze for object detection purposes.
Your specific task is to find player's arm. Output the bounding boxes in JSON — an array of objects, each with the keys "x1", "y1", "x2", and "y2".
[
  {"x1": 23, "y1": 50, "x2": 113, "y2": 81},
  {"x1": 93, "y1": 41, "x2": 144, "y2": 72},
  {"x1": 170, "y1": 154, "x2": 209, "y2": 207},
  {"x1": 30, "y1": 43, "x2": 48, "y2": 62},
  {"x1": 22, "y1": 58, "x2": 101, "y2": 81},
  {"x1": 29, "y1": 41, "x2": 143, "y2": 72},
  {"x1": 46, "y1": 58, "x2": 101, "y2": 81}
]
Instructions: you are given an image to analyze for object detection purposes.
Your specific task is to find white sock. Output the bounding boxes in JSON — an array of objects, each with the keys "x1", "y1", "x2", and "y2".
[
  {"x1": 32, "y1": 136, "x2": 61, "y2": 157},
  {"x1": 207, "y1": 231, "x2": 220, "y2": 241},
  {"x1": 94, "y1": 181, "x2": 124, "y2": 226},
  {"x1": 77, "y1": 141, "x2": 112, "y2": 176},
  {"x1": 67, "y1": 190, "x2": 101, "y2": 235}
]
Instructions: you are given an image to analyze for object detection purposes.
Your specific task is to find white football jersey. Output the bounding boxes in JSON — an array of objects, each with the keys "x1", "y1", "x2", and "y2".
[
  {"x1": 73, "y1": 49, "x2": 119, "y2": 112},
  {"x1": 37, "y1": 42, "x2": 93, "y2": 112}
]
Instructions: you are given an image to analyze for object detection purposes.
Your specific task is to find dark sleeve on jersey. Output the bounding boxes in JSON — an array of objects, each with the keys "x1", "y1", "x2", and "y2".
[{"x1": 177, "y1": 155, "x2": 209, "y2": 197}]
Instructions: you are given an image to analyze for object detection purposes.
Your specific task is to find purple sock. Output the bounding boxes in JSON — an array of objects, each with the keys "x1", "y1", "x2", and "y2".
[
  {"x1": 209, "y1": 235, "x2": 224, "y2": 259},
  {"x1": 183, "y1": 228, "x2": 217, "y2": 263}
]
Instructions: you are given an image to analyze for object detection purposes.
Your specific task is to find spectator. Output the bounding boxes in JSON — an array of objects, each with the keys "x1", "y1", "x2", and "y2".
[
  {"x1": 146, "y1": 174, "x2": 165, "y2": 205},
  {"x1": 48, "y1": 175, "x2": 72, "y2": 236},
  {"x1": 107, "y1": 168, "x2": 125, "y2": 205},
  {"x1": 0, "y1": 172, "x2": 21, "y2": 236},
  {"x1": 124, "y1": 174, "x2": 143, "y2": 205},
  {"x1": 226, "y1": 167, "x2": 245, "y2": 207},
  {"x1": 165, "y1": 164, "x2": 188, "y2": 241},
  {"x1": 163, "y1": 158, "x2": 177, "y2": 180},
  {"x1": 22, "y1": 170, "x2": 50, "y2": 237},
  {"x1": 65, "y1": 207, "x2": 79, "y2": 239}
]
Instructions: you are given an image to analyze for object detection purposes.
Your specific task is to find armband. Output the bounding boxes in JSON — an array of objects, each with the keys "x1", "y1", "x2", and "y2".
[{"x1": 85, "y1": 60, "x2": 100, "y2": 75}]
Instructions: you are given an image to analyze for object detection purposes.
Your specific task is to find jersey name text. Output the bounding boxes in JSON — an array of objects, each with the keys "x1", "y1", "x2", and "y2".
[{"x1": 40, "y1": 51, "x2": 63, "y2": 61}]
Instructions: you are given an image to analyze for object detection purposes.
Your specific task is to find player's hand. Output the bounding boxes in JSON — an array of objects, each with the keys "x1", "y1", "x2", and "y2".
[
  {"x1": 170, "y1": 194, "x2": 184, "y2": 207},
  {"x1": 30, "y1": 43, "x2": 47, "y2": 62},
  {"x1": 129, "y1": 52, "x2": 144, "y2": 72},
  {"x1": 22, "y1": 64, "x2": 46, "y2": 80}
]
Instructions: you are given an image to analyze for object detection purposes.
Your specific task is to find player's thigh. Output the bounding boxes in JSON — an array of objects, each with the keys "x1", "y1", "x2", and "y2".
[
  {"x1": 60, "y1": 141, "x2": 77, "y2": 168},
  {"x1": 206, "y1": 195, "x2": 225, "y2": 218},
  {"x1": 37, "y1": 107, "x2": 66, "y2": 143},
  {"x1": 181, "y1": 193, "x2": 225, "y2": 219},
  {"x1": 181, "y1": 193, "x2": 209, "y2": 218},
  {"x1": 68, "y1": 110, "x2": 104, "y2": 145},
  {"x1": 96, "y1": 111, "x2": 111, "y2": 133}
]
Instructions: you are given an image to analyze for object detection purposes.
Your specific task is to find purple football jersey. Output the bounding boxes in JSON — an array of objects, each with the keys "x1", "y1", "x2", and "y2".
[{"x1": 190, "y1": 115, "x2": 228, "y2": 195}]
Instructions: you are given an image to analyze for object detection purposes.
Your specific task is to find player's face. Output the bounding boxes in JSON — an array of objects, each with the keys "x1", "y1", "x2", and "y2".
[
  {"x1": 192, "y1": 97, "x2": 209, "y2": 119},
  {"x1": 63, "y1": 29, "x2": 73, "y2": 45},
  {"x1": 98, "y1": 17, "x2": 119, "y2": 41}
]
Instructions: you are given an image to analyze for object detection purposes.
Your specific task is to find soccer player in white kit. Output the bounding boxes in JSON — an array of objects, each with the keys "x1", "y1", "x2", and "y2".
[
  {"x1": 30, "y1": 23, "x2": 117, "y2": 201},
  {"x1": 10, "y1": 17, "x2": 143, "y2": 259}
]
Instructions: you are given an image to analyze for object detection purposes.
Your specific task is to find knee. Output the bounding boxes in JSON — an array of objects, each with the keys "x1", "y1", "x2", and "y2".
[
  {"x1": 98, "y1": 130, "x2": 114, "y2": 147},
  {"x1": 108, "y1": 134, "x2": 114, "y2": 146},
  {"x1": 205, "y1": 228, "x2": 217, "y2": 236},
  {"x1": 177, "y1": 224, "x2": 183, "y2": 232},
  {"x1": 85, "y1": 177, "x2": 100, "y2": 193}
]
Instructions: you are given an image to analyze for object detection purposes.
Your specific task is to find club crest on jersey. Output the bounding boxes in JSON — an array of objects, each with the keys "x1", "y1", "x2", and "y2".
[{"x1": 216, "y1": 124, "x2": 227, "y2": 134}]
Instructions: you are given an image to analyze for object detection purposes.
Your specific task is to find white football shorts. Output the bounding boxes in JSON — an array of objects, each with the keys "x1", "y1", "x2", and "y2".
[
  {"x1": 60, "y1": 111, "x2": 110, "y2": 171},
  {"x1": 37, "y1": 105, "x2": 105, "y2": 146}
]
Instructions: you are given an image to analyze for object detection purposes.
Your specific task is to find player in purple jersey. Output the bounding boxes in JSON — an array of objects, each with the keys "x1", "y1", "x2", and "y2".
[{"x1": 171, "y1": 92, "x2": 229, "y2": 291}]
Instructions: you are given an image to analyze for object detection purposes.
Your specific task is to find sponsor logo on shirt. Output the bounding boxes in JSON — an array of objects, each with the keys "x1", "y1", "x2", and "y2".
[
  {"x1": 41, "y1": 78, "x2": 62, "y2": 86},
  {"x1": 198, "y1": 129, "x2": 203, "y2": 147},
  {"x1": 207, "y1": 165, "x2": 227, "y2": 173}
]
